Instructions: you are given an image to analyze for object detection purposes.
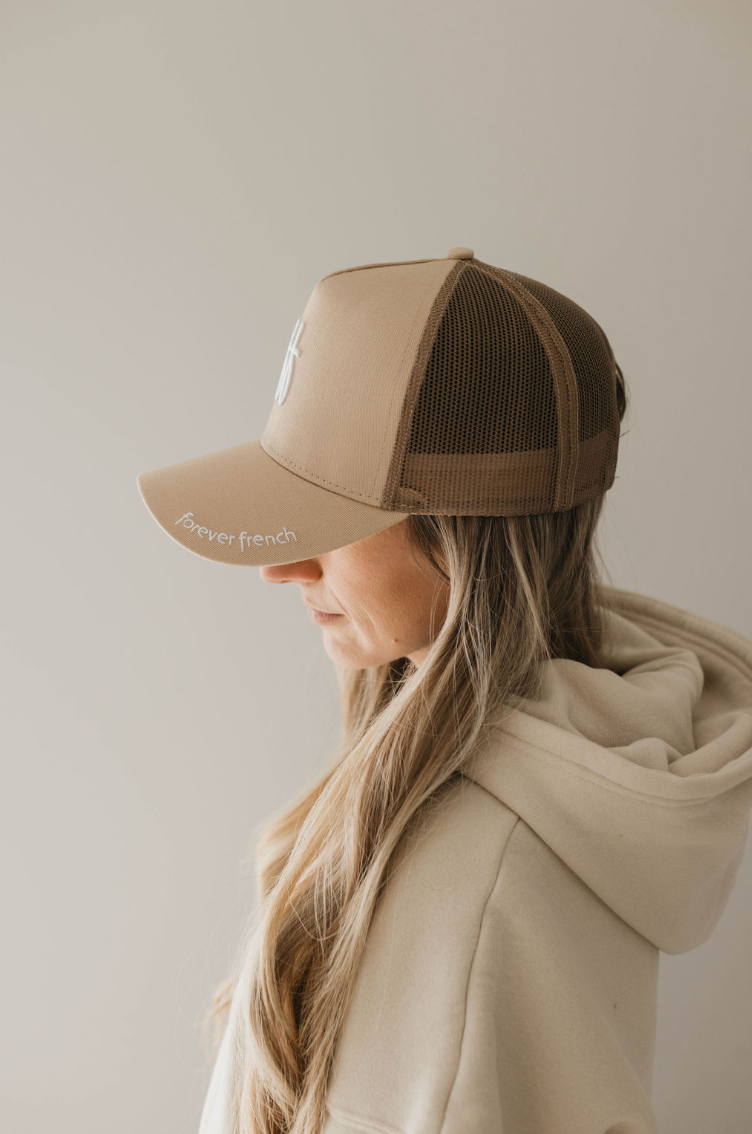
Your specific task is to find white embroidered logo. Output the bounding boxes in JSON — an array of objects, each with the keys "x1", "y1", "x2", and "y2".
[
  {"x1": 275, "y1": 318, "x2": 305, "y2": 405},
  {"x1": 174, "y1": 512, "x2": 297, "y2": 549}
]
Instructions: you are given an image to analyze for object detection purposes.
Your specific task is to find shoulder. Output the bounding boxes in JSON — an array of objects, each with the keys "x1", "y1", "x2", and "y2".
[
  {"x1": 379, "y1": 772, "x2": 520, "y2": 926},
  {"x1": 323, "y1": 775, "x2": 521, "y2": 1133},
  {"x1": 323, "y1": 775, "x2": 661, "y2": 1134}
]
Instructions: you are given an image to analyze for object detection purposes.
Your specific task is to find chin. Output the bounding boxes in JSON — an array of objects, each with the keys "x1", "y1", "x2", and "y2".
[
  {"x1": 322, "y1": 638, "x2": 390, "y2": 670},
  {"x1": 326, "y1": 645, "x2": 410, "y2": 671}
]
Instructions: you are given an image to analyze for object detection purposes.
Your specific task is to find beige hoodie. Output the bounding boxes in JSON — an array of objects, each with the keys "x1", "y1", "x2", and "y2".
[{"x1": 198, "y1": 585, "x2": 752, "y2": 1134}]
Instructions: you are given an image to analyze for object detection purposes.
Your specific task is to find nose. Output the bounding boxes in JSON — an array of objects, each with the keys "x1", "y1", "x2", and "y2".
[{"x1": 259, "y1": 558, "x2": 321, "y2": 584}]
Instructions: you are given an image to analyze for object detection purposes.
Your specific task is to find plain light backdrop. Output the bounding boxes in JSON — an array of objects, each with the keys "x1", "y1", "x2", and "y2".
[{"x1": 2, "y1": 1, "x2": 751, "y2": 1131}]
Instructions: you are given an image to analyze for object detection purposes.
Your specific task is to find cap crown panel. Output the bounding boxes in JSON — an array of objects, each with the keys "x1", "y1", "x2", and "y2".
[{"x1": 261, "y1": 259, "x2": 457, "y2": 505}]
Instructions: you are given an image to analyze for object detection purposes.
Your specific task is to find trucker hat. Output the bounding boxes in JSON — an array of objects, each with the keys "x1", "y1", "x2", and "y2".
[{"x1": 136, "y1": 245, "x2": 624, "y2": 568}]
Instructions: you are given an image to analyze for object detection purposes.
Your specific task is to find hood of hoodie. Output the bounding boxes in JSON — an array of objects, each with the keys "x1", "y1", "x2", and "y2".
[{"x1": 463, "y1": 585, "x2": 752, "y2": 955}]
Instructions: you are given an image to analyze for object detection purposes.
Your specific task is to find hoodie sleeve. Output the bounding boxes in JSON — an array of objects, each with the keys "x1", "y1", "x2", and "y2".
[
  {"x1": 322, "y1": 781, "x2": 662, "y2": 1134},
  {"x1": 321, "y1": 778, "x2": 517, "y2": 1134}
]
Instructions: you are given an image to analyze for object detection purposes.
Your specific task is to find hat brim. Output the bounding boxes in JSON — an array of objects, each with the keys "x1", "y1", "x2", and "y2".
[{"x1": 137, "y1": 438, "x2": 412, "y2": 567}]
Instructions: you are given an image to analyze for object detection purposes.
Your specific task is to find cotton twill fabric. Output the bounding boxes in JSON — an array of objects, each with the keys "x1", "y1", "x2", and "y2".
[{"x1": 197, "y1": 586, "x2": 752, "y2": 1134}]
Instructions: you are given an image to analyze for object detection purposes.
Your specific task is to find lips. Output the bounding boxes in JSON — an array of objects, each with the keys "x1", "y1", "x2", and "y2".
[{"x1": 308, "y1": 607, "x2": 343, "y2": 623}]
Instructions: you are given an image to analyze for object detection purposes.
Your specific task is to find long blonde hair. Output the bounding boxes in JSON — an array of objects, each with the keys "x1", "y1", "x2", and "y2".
[{"x1": 201, "y1": 373, "x2": 629, "y2": 1134}]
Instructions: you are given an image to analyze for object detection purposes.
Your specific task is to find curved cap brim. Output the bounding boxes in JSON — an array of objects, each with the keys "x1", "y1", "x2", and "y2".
[{"x1": 137, "y1": 438, "x2": 411, "y2": 567}]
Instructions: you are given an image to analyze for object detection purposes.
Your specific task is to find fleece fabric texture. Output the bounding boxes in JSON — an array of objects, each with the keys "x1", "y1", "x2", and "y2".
[{"x1": 197, "y1": 585, "x2": 752, "y2": 1134}]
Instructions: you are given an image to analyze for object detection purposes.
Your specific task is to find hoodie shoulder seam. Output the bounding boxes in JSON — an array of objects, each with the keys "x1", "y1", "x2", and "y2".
[{"x1": 436, "y1": 811, "x2": 522, "y2": 1134}]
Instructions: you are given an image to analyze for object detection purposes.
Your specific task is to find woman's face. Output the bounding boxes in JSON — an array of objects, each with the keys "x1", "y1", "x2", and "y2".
[{"x1": 259, "y1": 518, "x2": 449, "y2": 668}]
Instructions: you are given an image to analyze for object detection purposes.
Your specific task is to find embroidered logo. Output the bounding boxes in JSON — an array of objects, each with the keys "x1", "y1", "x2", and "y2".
[
  {"x1": 275, "y1": 318, "x2": 305, "y2": 405},
  {"x1": 174, "y1": 512, "x2": 297, "y2": 548}
]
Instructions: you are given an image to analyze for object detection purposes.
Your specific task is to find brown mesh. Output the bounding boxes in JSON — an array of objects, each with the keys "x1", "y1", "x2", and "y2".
[{"x1": 381, "y1": 258, "x2": 621, "y2": 515}]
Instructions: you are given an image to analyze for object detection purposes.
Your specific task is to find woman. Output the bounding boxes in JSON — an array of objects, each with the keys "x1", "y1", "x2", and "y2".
[{"x1": 137, "y1": 247, "x2": 752, "y2": 1134}]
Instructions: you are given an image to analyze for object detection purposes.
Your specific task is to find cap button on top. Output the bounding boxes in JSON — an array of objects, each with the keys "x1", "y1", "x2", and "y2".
[{"x1": 445, "y1": 246, "x2": 474, "y2": 259}]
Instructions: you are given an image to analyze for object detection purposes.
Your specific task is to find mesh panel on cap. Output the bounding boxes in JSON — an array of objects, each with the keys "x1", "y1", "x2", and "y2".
[
  {"x1": 381, "y1": 259, "x2": 620, "y2": 516},
  {"x1": 508, "y1": 271, "x2": 618, "y2": 444}
]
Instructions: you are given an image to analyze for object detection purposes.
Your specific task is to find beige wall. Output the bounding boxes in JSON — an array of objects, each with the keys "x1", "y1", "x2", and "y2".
[{"x1": 2, "y1": 1, "x2": 751, "y2": 1130}]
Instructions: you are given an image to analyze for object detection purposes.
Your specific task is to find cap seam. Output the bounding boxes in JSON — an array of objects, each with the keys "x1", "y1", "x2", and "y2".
[
  {"x1": 319, "y1": 257, "x2": 448, "y2": 283},
  {"x1": 380, "y1": 259, "x2": 468, "y2": 508},
  {"x1": 261, "y1": 436, "x2": 390, "y2": 506},
  {"x1": 473, "y1": 261, "x2": 579, "y2": 510},
  {"x1": 371, "y1": 260, "x2": 465, "y2": 501}
]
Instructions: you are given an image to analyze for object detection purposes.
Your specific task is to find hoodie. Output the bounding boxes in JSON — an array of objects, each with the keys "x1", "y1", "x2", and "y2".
[{"x1": 198, "y1": 585, "x2": 752, "y2": 1134}]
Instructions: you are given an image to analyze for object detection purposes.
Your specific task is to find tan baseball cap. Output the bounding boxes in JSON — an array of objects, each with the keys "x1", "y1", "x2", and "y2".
[{"x1": 136, "y1": 246, "x2": 624, "y2": 567}]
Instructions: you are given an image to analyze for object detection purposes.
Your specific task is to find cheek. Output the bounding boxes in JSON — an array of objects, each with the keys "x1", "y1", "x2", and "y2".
[
  {"x1": 372, "y1": 589, "x2": 425, "y2": 645},
  {"x1": 340, "y1": 581, "x2": 404, "y2": 641},
  {"x1": 329, "y1": 547, "x2": 441, "y2": 646}
]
